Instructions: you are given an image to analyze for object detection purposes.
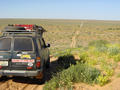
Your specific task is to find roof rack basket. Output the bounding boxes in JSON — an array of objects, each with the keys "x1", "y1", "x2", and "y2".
[{"x1": 1, "y1": 25, "x2": 46, "y2": 37}]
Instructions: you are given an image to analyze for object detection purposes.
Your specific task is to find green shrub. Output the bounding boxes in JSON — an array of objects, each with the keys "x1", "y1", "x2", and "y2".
[
  {"x1": 113, "y1": 54, "x2": 120, "y2": 62},
  {"x1": 43, "y1": 63, "x2": 100, "y2": 90},
  {"x1": 87, "y1": 59, "x2": 98, "y2": 66},
  {"x1": 88, "y1": 40, "x2": 109, "y2": 48},
  {"x1": 43, "y1": 76, "x2": 60, "y2": 90},
  {"x1": 96, "y1": 46, "x2": 108, "y2": 53},
  {"x1": 54, "y1": 48, "x2": 75, "y2": 57},
  {"x1": 108, "y1": 28, "x2": 113, "y2": 30},
  {"x1": 108, "y1": 47, "x2": 120, "y2": 56},
  {"x1": 105, "y1": 69, "x2": 114, "y2": 76},
  {"x1": 88, "y1": 40, "x2": 108, "y2": 53},
  {"x1": 97, "y1": 75, "x2": 109, "y2": 86},
  {"x1": 79, "y1": 53, "x2": 89, "y2": 63},
  {"x1": 100, "y1": 59, "x2": 114, "y2": 76}
]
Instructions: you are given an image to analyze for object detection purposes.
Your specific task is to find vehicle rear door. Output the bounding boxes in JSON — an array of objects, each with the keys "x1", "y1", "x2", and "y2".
[{"x1": 11, "y1": 37, "x2": 36, "y2": 70}]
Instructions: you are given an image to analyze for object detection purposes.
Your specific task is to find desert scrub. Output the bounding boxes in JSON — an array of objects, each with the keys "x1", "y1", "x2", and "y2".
[
  {"x1": 113, "y1": 54, "x2": 120, "y2": 62},
  {"x1": 43, "y1": 63, "x2": 100, "y2": 90},
  {"x1": 88, "y1": 40, "x2": 108, "y2": 53},
  {"x1": 107, "y1": 44, "x2": 120, "y2": 56},
  {"x1": 54, "y1": 48, "x2": 82, "y2": 57},
  {"x1": 53, "y1": 48, "x2": 74, "y2": 57},
  {"x1": 88, "y1": 40, "x2": 108, "y2": 48},
  {"x1": 100, "y1": 59, "x2": 114, "y2": 76},
  {"x1": 97, "y1": 75, "x2": 110, "y2": 86},
  {"x1": 79, "y1": 52, "x2": 89, "y2": 63},
  {"x1": 105, "y1": 69, "x2": 114, "y2": 76},
  {"x1": 87, "y1": 59, "x2": 98, "y2": 66}
]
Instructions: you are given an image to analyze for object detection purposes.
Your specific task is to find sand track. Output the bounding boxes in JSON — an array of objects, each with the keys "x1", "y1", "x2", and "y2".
[
  {"x1": 0, "y1": 77, "x2": 44, "y2": 90},
  {"x1": 71, "y1": 22, "x2": 84, "y2": 48}
]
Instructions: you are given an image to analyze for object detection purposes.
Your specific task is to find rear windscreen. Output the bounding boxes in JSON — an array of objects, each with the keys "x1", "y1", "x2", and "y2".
[
  {"x1": 14, "y1": 38, "x2": 33, "y2": 51},
  {"x1": 0, "y1": 38, "x2": 11, "y2": 51}
]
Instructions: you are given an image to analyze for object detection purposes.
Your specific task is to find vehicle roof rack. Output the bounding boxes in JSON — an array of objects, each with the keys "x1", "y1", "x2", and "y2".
[{"x1": 1, "y1": 24, "x2": 46, "y2": 37}]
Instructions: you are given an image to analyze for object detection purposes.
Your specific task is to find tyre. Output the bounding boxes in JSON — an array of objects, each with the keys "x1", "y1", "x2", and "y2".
[
  {"x1": 38, "y1": 65, "x2": 46, "y2": 84},
  {"x1": 46, "y1": 58, "x2": 50, "y2": 68}
]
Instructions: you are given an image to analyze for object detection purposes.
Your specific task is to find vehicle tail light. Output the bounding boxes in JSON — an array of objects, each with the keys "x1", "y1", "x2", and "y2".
[
  {"x1": 36, "y1": 57, "x2": 41, "y2": 68},
  {"x1": 27, "y1": 67, "x2": 32, "y2": 69},
  {"x1": 36, "y1": 62, "x2": 40, "y2": 68},
  {"x1": 0, "y1": 66, "x2": 2, "y2": 69},
  {"x1": 36, "y1": 57, "x2": 40, "y2": 60}
]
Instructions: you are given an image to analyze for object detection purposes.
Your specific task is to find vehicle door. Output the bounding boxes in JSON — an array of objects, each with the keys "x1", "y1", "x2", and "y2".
[{"x1": 38, "y1": 38, "x2": 49, "y2": 65}]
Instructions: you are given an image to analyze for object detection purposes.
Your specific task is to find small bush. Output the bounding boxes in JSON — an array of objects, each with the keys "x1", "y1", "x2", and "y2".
[
  {"x1": 113, "y1": 54, "x2": 120, "y2": 62},
  {"x1": 43, "y1": 63, "x2": 100, "y2": 90},
  {"x1": 105, "y1": 69, "x2": 114, "y2": 76},
  {"x1": 79, "y1": 53, "x2": 89, "y2": 63},
  {"x1": 88, "y1": 40, "x2": 108, "y2": 53},
  {"x1": 88, "y1": 40, "x2": 109, "y2": 48},
  {"x1": 108, "y1": 28, "x2": 113, "y2": 30},
  {"x1": 87, "y1": 59, "x2": 98, "y2": 66},
  {"x1": 97, "y1": 75, "x2": 109, "y2": 86},
  {"x1": 96, "y1": 46, "x2": 108, "y2": 53},
  {"x1": 108, "y1": 47, "x2": 120, "y2": 56},
  {"x1": 100, "y1": 60, "x2": 114, "y2": 76}
]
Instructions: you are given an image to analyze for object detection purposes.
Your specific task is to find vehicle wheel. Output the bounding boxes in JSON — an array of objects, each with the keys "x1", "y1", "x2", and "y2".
[
  {"x1": 38, "y1": 65, "x2": 46, "y2": 84},
  {"x1": 0, "y1": 76, "x2": 8, "y2": 81},
  {"x1": 46, "y1": 58, "x2": 50, "y2": 68}
]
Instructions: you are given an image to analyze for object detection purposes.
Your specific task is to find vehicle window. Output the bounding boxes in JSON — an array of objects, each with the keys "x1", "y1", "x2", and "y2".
[
  {"x1": 0, "y1": 38, "x2": 11, "y2": 51},
  {"x1": 14, "y1": 38, "x2": 33, "y2": 51},
  {"x1": 39, "y1": 38, "x2": 46, "y2": 48}
]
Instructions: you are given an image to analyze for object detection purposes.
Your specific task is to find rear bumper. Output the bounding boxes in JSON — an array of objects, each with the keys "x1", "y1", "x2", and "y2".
[{"x1": 0, "y1": 70, "x2": 42, "y2": 77}]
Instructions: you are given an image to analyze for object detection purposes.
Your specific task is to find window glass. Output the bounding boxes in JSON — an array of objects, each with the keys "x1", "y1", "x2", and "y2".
[
  {"x1": 0, "y1": 38, "x2": 11, "y2": 51},
  {"x1": 39, "y1": 38, "x2": 46, "y2": 48},
  {"x1": 14, "y1": 38, "x2": 33, "y2": 51}
]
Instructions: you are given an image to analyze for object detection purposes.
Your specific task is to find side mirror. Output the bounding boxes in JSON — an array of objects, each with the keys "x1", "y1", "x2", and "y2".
[{"x1": 46, "y1": 44, "x2": 50, "y2": 48}]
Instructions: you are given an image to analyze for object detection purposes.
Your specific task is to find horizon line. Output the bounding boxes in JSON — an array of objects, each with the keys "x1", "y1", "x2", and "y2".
[{"x1": 0, "y1": 18, "x2": 120, "y2": 22}]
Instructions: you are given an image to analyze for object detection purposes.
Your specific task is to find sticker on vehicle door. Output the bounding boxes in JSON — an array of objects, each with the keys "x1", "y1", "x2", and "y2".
[
  {"x1": 17, "y1": 54, "x2": 21, "y2": 57},
  {"x1": 0, "y1": 61, "x2": 8, "y2": 66},
  {"x1": 21, "y1": 54, "x2": 31, "y2": 59},
  {"x1": 0, "y1": 56, "x2": 3, "y2": 58},
  {"x1": 12, "y1": 59, "x2": 34, "y2": 63}
]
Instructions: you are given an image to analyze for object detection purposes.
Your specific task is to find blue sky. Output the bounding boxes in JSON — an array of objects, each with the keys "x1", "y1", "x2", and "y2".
[{"x1": 0, "y1": 0, "x2": 120, "y2": 20}]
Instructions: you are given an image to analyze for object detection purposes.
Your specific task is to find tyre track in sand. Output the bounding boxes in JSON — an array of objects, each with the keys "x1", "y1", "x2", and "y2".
[
  {"x1": 71, "y1": 22, "x2": 84, "y2": 48},
  {"x1": 0, "y1": 74, "x2": 45, "y2": 90}
]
